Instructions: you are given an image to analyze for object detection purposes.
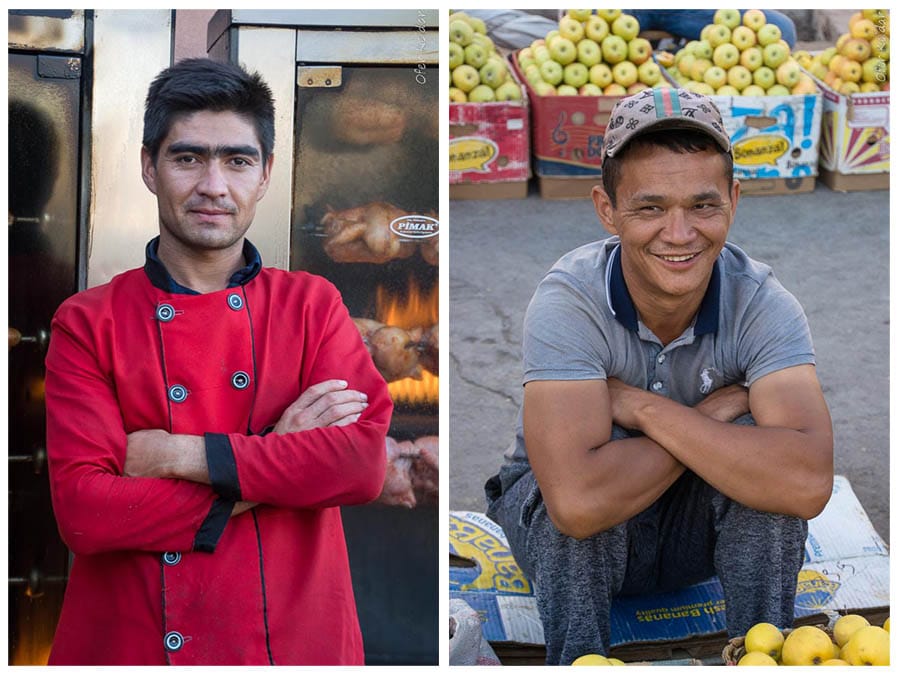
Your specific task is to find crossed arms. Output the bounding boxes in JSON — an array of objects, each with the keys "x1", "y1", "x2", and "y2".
[{"x1": 524, "y1": 364, "x2": 834, "y2": 540}]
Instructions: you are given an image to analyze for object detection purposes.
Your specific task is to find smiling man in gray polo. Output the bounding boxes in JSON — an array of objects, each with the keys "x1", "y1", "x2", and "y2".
[{"x1": 485, "y1": 87, "x2": 834, "y2": 665}]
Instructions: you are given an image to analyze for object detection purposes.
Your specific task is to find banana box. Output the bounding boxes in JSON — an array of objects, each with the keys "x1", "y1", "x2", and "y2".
[{"x1": 451, "y1": 475, "x2": 889, "y2": 663}]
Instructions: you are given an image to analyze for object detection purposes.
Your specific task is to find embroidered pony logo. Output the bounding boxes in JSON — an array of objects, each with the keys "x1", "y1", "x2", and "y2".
[{"x1": 699, "y1": 368, "x2": 716, "y2": 395}]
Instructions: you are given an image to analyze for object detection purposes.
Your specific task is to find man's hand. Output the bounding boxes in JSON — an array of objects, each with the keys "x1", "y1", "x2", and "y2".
[
  {"x1": 273, "y1": 379, "x2": 368, "y2": 435},
  {"x1": 694, "y1": 383, "x2": 750, "y2": 422},
  {"x1": 605, "y1": 378, "x2": 652, "y2": 430}
]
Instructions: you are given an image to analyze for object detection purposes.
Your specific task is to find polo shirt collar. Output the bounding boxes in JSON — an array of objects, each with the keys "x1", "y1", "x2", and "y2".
[
  {"x1": 143, "y1": 236, "x2": 262, "y2": 295},
  {"x1": 606, "y1": 244, "x2": 720, "y2": 337}
]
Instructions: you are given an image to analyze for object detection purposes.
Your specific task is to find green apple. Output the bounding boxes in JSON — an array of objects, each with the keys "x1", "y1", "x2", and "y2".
[
  {"x1": 564, "y1": 62, "x2": 590, "y2": 88},
  {"x1": 479, "y1": 59, "x2": 508, "y2": 89},
  {"x1": 713, "y1": 43, "x2": 740, "y2": 69},
  {"x1": 862, "y1": 56, "x2": 887, "y2": 83},
  {"x1": 596, "y1": 9, "x2": 622, "y2": 23},
  {"x1": 611, "y1": 14, "x2": 640, "y2": 42},
  {"x1": 689, "y1": 58, "x2": 713, "y2": 82},
  {"x1": 451, "y1": 64, "x2": 480, "y2": 92},
  {"x1": 762, "y1": 42, "x2": 788, "y2": 69},
  {"x1": 677, "y1": 52, "x2": 697, "y2": 77},
  {"x1": 627, "y1": 37, "x2": 652, "y2": 65},
  {"x1": 601, "y1": 34, "x2": 628, "y2": 64},
  {"x1": 739, "y1": 46, "x2": 763, "y2": 71},
  {"x1": 741, "y1": 84, "x2": 767, "y2": 96},
  {"x1": 557, "y1": 84, "x2": 579, "y2": 96},
  {"x1": 464, "y1": 43, "x2": 488, "y2": 69},
  {"x1": 545, "y1": 30, "x2": 561, "y2": 46},
  {"x1": 559, "y1": 15, "x2": 585, "y2": 43},
  {"x1": 714, "y1": 8, "x2": 741, "y2": 30},
  {"x1": 449, "y1": 19, "x2": 474, "y2": 47},
  {"x1": 467, "y1": 16, "x2": 487, "y2": 35},
  {"x1": 700, "y1": 24, "x2": 715, "y2": 43},
  {"x1": 470, "y1": 32, "x2": 495, "y2": 54},
  {"x1": 495, "y1": 80, "x2": 522, "y2": 101},
  {"x1": 637, "y1": 60, "x2": 662, "y2": 86},
  {"x1": 579, "y1": 82, "x2": 604, "y2": 96},
  {"x1": 809, "y1": 61, "x2": 828, "y2": 81},
  {"x1": 731, "y1": 25, "x2": 757, "y2": 51},
  {"x1": 549, "y1": 36, "x2": 577, "y2": 65},
  {"x1": 703, "y1": 65, "x2": 728, "y2": 89},
  {"x1": 533, "y1": 81, "x2": 557, "y2": 96},
  {"x1": 691, "y1": 39, "x2": 714, "y2": 61},
  {"x1": 756, "y1": 23, "x2": 782, "y2": 47},
  {"x1": 716, "y1": 84, "x2": 741, "y2": 96},
  {"x1": 818, "y1": 46, "x2": 838, "y2": 66},
  {"x1": 577, "y1": 38, "x2": 603, "y2": 67},
  {"x1": 449, "y1": 87, "x2": 467, "y2": 103},
  {"x1": 684, "y1": 80, "x2": 715, "y2": 96},
  {"x1": 524, "y1": 63, "x2": 543, "y2": 86},
  {"x1": 468, "y1": 83, "x2": 496, "y2": 102},
  {"x1": 567, "y1": 9, "x2": 593, "y2": 22},
  {"x1": 742, "y1": 9, "x2": 767, "y2": 32},
  {"x1": 871, "y1": 35, "x2": 889, "y2": 61},
  {"x1": 449, "y1": 42, "x2": 464, "y2": 70},
  {"x1": 612, "y1": 60, "x2": 638, "y2": 87},
  {"x1": 766, "y1": 84, "x2": 791, "y2": 96},
  {"x1": 707, "y1": 24, "x2": 732, "y2": 48},
  {"x1": 584, "y1": 15, "x2": 610, "y2": 42},
  {"x1": 589, "y1": 62, "x2": 614, "y2": 88},
  {"x1": 776, "y1": 60, "x2": 801, "y2": 88},
  {"x1": 727, "y1": 64, "x2": 752, "y2": 91},
  {"x1": 752, "y1": 66, "x2": 776, "y2": 89},
  {"x1": 534, "y1": 45, "x2": 552, "y2": 65},
  {"x1": 539, "y1": 59, "x2": 564, "y2": 86}
]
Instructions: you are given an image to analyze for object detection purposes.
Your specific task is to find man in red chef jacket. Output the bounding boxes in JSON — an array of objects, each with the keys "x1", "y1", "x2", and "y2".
[{"x1": 44, "y1": 58, "x2": 392, "y2": 665}]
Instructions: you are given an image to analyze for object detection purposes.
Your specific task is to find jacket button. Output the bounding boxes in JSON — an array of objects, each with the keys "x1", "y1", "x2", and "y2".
[
  {"x1": 231, "y1": 371, "x2": 250, "y2": 390},
  {"x1": 162, "y1": 551, "x2": 181, "y2": 566},
  {"x1": 164, "y1": 631, "x2": 184, "y2": 652},
  {"x1": 227, "y1": 293, "x2": 244, "y2": 311},
  {"x1": 168, "y1": 385, "x2": 188, "y2": 403},
  {"x1": 156, "y1": 303, "x2": 175, "y2": 322}
]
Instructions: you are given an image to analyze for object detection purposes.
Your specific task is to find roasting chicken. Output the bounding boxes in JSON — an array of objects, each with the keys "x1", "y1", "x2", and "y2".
[
  {"x1": 354, "y1": 318, "x2": 424, "y2": 382},
  {"x1": 321, "y1": 202, "x2": 416, "y2": 264},
  {"x1": 419, "y1": 323, "x2": 439, "y2": 376},
  {"x1": 410, "y1": 435, "x2": 439, "y2": 506},
  {"x1": 376, "y1": 435, "x2": 439, "y2": 508},
  {"x1": 330, "y1": 96, "x2": 407, "y2": 146},
  {"x1": 420, "y1": 232, "x2": 438, "y2": 266}
]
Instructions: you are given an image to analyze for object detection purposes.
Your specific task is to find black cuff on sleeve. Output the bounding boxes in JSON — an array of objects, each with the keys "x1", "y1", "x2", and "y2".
[
  {"x1": 193, "y1": 497, "x2": 234, "y2": 553},
  {"x1": 204, "y1": 432, "x2": 242, "y2": 501}
]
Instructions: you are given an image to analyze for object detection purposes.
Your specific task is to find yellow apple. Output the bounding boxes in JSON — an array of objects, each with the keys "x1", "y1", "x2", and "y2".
[
  {"x1": 448, "y1": 87, "x2": 467, "y2": 103},
  {"x1": 589, "y1": 63, "x2": 614, "y2": 88},
  {"x1": 743, "y1": 9, "x2": 767, "y2": 32},
  {"x1": 737, "y1": 651, "x2": 778, "y2": 666},
  {"x1": 781, "y1": 626, "x2": 835, "y2": 666},
  {"x1": 833, "y1": 614, "x2": 870, "y2": 648},
  {"x1": 840, "y1": 625, "x2": 890, "y2": 666},
  {"x1": 740, "y1": 46, "x2": 764, "y2": 71},
  {"x1": 584, "y1": 15, "x2": 610, "y2": 43},
  {"x1": 558, "y1": 15, "x2": 585, "y2": 43},
  {"x1": 612, "y1": 60, "x2": 638, "y2": 87},
  {"x1": 713, "y1": 43, "x2": 740, "y2": 69},
  {"x1": 851, "y1": 18, "x2": 878, "y2": 40},
  {"x1": 756, "y1": 23, "x2": 782, "y2": 47},
  {"x1": 731, "y1": 25, "x2": 758, "y2": 51},
  {"x1": 842, "y1": 37, "x2": 872, "y2": 62},
  {"x1": 744, "y1": 623, "x2": 786, "y2": 661}
]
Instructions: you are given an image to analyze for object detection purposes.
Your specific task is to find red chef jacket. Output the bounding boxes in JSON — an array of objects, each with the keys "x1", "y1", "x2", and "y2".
[{"x1": 44, "y1": 238, "x2": 392, "y2": 665}]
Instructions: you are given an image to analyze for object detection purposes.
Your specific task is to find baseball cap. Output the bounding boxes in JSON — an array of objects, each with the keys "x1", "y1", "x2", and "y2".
[{"x1": 601, "y1": 88, "x2": 731, "y2": 168}]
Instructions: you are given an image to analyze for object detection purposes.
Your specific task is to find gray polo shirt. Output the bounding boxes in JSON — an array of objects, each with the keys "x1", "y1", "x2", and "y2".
[{"x1": 506, "y1": 236, "x2": 815, "y2": 463}]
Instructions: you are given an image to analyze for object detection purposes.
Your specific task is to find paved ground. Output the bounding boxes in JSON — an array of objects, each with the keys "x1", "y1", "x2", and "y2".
[{"x1": 449, "y1": 180, "x2": 890, "y2": 545}]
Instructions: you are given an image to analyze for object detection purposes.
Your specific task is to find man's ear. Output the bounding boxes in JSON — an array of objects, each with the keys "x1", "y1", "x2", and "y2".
[
  {"x1": 140, "y1": 146, "x2": 158, "y2": 195},
  {"x1": 256, "y1": 153, "x2": 274, "y2": 202},
  {"x1": 591, "y1": 184, "x2": 618, "y2": 236},
  {"x1": 730, "y1": 177, "x2": 741, "y2": 220}
]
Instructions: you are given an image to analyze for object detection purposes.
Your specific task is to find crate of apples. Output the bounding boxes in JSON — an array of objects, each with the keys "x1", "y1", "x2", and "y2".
[
  {"x1": 723, "y1": 615, "x2": 890, "y2": 666},
  {"x1": 793, "y1": 9, "x2": 889, "y2": 95},
  {"x1": 665, "y1": 9, "x2": 817, "y2": 97},
  {"x1": 515, "y1": 9, "x2": 667, "y2": 96},
  {"x1": 449, "y1": 11, "x2": 523, "y2": 103}
]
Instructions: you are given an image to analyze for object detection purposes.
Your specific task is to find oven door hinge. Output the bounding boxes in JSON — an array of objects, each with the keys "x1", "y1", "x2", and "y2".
[{"x1": 297, "y1": 65, "x2": 342, "y2": 88}]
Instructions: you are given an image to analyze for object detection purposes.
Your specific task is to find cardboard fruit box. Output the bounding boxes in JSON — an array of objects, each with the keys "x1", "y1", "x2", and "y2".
[
  {"x1": 809, "y1": 76, "x2": 890, "y2": 192},
  {"x1": 449, "y1": 78, "x2": 531, "y2": 200}
]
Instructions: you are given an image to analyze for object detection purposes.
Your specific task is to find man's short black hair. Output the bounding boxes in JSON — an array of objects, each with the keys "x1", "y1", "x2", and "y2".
[
  {"x1": 601, "y1": 129, "x2": 734, "y2": 208},
  {"x1": 142, "y1": 58, "x2": 275, "y2": 165}
]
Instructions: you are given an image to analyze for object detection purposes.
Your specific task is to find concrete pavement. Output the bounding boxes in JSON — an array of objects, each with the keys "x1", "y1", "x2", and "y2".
[{"x1": 449, "y1": 181, "x2": 890, "y2": 544}]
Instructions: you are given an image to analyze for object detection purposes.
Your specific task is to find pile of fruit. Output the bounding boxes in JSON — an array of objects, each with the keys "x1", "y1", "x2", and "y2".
[
  {"x1": 664, "y1": 9, "x2": 816, "y2": 96},
  {"x1": 515, "y1": 9, "x2": 667, "y2": 97},
  {"x1": 449, "y1": 11, "x2": 522, "y2": 103},
  {"x1": 734, "y1": 616, "x2": 890, "y2": 666},
  {"x1": 793, "y1": 9, "x2": 890, "y2": 95}
]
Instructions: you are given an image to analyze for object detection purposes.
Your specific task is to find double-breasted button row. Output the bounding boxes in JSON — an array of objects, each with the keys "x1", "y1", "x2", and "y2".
[
  {"x1": 166, "y1": 372, "x2": 251, "y2": 403},
  {"x1": 155, "y1": 294, "x2": 244, "y2": 323},
  {"x1": 164, "y1": 630, "x2": 184, "y2": 652},
  {"x1": 162, "y1": 551, "x2": 181, "y2": 566}
]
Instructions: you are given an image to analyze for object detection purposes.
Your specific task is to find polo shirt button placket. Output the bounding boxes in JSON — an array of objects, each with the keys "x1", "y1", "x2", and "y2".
[{"x1": 651, "y1": 381, "x2": 664, "y2": 392}]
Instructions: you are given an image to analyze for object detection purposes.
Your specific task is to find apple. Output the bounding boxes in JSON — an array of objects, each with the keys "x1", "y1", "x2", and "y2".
[
  {"x1": 603, "y1": 82, "x2": 627, "y2": 96},
  {"x1": 713, "y1": 43, "x2": 740, "y2": 69},
  {"x1": 449, "y1": 87, "x2": 467, "y2": 103},
  {"x1": 714, "y1": 9, "x2": 741, "y2": 30},
  {"x1": 677, "y1": 52, "x2": 697, "y2": 77},
  {"x1": 836, "y1": 32, "x2": 852, "y2": 52},
  {"x1": 464, "y1": 43, "x2": 488, "y2": 69},
  {"x1": 601, "y1": 34, "x2": 628, "y2": 64},
  {"x1": 533, "y1": 81, "x2": 557, "y2": 96},
  {"x1": 612, "y1": 60, "x2": 638, "y2": 87},
  {"x1": 742, "y1": 9, "x2": 767, "y2": 32},
  {"x1": 689, "y1": 58, "x2": 713, "y2": 82},
  {"x1": 766, "y1": 84, "x2": 791, "y2": 96},
  {"x1": 703, "y1": 65, "x2": 728, "y2": 89},
  {"x1": 684, "y1": 80, "x2": 715, "y2": 96},
  {"x1": 564, "y1": 62, "x2": 590, "y2": 88},
  {"x1": 539, "y1": 59, "x2": 564, "y2": 85},
  {"x1": 716, "y1": 84, "x2": 741, "y2": 96},
  {"x1": 860, "y1": 81, "x2": 881, "y2": 93},
  {"x1": 611, "y1": 14, "x2": 640, "y2": 42},
  {"x1": 829, "y1": 54, "x2": 848, "y2": 75},
  {"x1": 559, "y1": 16, "x2": 585, "y2": 43},
  {"x1": 741, "y1": 84, "x2": 767, "y2": 96},
  {"x1": 519, "y1": 55, "x2": 536, "y2": 71},
  {"x1": 467, "y1": 84, "x2": 496, "y2": 102},
  {"x1": 762, "y1": 42, "x2": 789, "y2": 69},
  {"x1": 839, "y1": 81, "x2": 861, "y2": 95},
  {"x1": 862, "y1": 57, "x2": 887, "y2": 83},
  {"x1": 752, "y1": 66, "x2": 775, "y2": 89},
  {"x1": 467, "y1": 16, "x2": 487, "y2": 35},
  {"x1": 707, "y1": 24, "x2": 732, "y2": 48},
  {"x1": 449, "y1": 42, "x2": 464, "y2": 69},
  {"x1": 449, "y1": 19, "x2": 474, "y2": 47},
  {"x1": 557, "y1": 83, "x2": 579, "y2": 96},
  {"x1": 567, "y1": 9, "x2": 593, "y2": 22},
  {"x1": 479, "y1": 59, "x2": 507, "y2": 89},
  {"x1": 549, "y1": 37, "x2": 577, "y2": 65},
  {"x1": 656, "y1": 51, "x2": 675, "y2": 68},
  {"x1": 809, "y1": 61, "x2": 828, "y2": 81},
  {"x1": 731, "y1": 25, "x2": 757, "y2": 51},
  {"x1": 523, "y1": 63, "x2": 543, "y2": 86},
  {"x1": 637, "y1": 60, "x2": 662, "y2": 86},
  {"x1": 840, "y1": 59, "x2": 863, "y2": 83},
  {"x1": 776, "y1": 60, "x2": 801, "y2": 88},
  {"x1": 579, "y1": 82, "x2": 604, "y2": 96},
  {"x1": 589, "y1": 63, "x2": 614, "y2": 88},
  {"x1": 531, "y1": 38, "x2": 545, "y2": 50},
  {"x1": 626, "y1": 82, "x2": 650, "y2": 95},
  {"x1": 819, "y1": 46, "x2": 838, "y2": 66},
  {"x1": 534, "y1": 45, "x2": 552, "y2": 65},
  {"x1": 740, "y1": 46, "x2": 764, "y2": 71},
  {"x1": 577, "y1": 38, "x2": 603, "y2": 67},
  {"x1": 791, "y1": 77, "x2": 818, "y2": 95},
  {"x1": 627, "y1": 38, "x2": 653, "y2": 65},
  {"x1": 862, "y1": 9, "x2": 888, "y2": 22},
  {"x1": 470, "y1": 32, "x2": 495, "y2": 54},
  {"x1": 756, "y1": 23, "x2": 782, "y2": 47},
  {"x1": 850, "y1": 18, "x2": 877, "y2": 40},
  {"x1": 871, "y1": 35, "x2": 890, "y2": 61},
  {"x1": 596, "y1": 9, "x2": 622, "y2": 23},
  {"x1": 451, "y1": 64, "x2": 479, "y2": 92},
  {"x1": 841, "y1": 38, "x2": 872, "y2": 62},
  {"x1": 584, "y1": 15, "x2": 610, "y2": 43},
  {"x1": 727, "y1": 64, "x2": 752, "y2": 91},
  {"x1": 691, "y1": 39, "x2": 714, "y2": 61},
  {"x1": 700, "y1": 24, "x2": 715, "y2": 43}
]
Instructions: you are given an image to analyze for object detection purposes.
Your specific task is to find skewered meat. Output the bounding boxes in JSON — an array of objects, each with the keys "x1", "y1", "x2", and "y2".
[
  {"x1": 353, "y1": 319, "x2": 424, "y2": 383},
  {"x1": 411, "y1": 435, "x2": 439, "y2": 506},
  {"x1": 420, "y1": 232, "x2": 438, "y2": 266},
  {"x1": 419, "y1": 323, "x2": 439, "y2": 376},
  {"x1": 352, "y1": 318, "x2": 384, "y2": 343},
  {"x1": 377, "y1": 436, "x2": 417, "y2": 508},
  {"x1": 321, "y1": 202, "x2": 417, "y2": 264},
  {"x1": 330, "y1": 97, "x2": 407, "y2": 146}
]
